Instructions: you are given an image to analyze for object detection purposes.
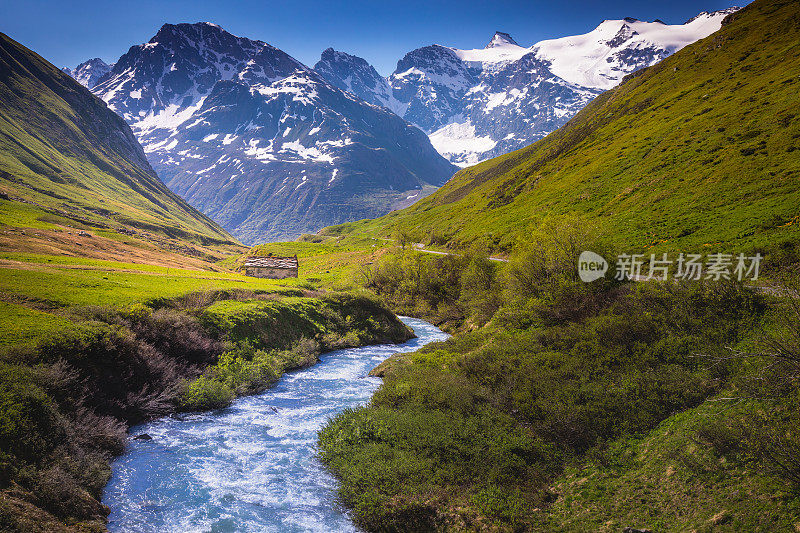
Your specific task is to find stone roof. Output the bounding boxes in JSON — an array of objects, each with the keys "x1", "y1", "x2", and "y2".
[{"x1": 244, "y1": 255, "x2": 298, "y2": 269}]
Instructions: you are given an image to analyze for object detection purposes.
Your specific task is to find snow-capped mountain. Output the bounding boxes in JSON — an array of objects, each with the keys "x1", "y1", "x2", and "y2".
[
  {"x1": 316, "y1": 8, "x2": 738, "y2": 166},
  {"x1": 78, "y1": 10, "x2": 737, "y2": 241},
  {"x1": 91, "y1": 23, "x2": 455, "y2": 243},
  {"x1": 531, "y1": 9, "x2": 740, "y2": 90},
  {"x1": 62, "y1": 58, "x2": 114, "y2": 88}
]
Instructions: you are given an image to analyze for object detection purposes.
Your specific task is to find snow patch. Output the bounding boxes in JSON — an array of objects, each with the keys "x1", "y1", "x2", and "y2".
[
  {"x1": 429, "y1": 121, "x2": 497, "y2": 167},
  {"x1": 130, "y1": 96, "x2": 207, "y2": 135},
  {"x1": 281, "y1": 140, "x2": 334, "y2": 163},
  {"x1": 144, "y1": 137, "x2": 178, "y2": 153}
]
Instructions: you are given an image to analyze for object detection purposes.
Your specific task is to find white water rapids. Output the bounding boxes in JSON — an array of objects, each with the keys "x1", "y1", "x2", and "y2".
[{"x1": 103, "y1": 317, "x2": 448, "y2": 532}]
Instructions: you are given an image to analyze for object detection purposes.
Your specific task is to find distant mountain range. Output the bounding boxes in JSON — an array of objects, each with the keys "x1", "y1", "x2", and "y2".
[
  {"x1": 314, "y1": 9, "x2": 739, "y2": 166},
  {"x1": 80, "y1": 23, "x2": 455, "y2": 243},
  {"x1": 62, "y1": 9, "x2": 737, "y2": 242}
]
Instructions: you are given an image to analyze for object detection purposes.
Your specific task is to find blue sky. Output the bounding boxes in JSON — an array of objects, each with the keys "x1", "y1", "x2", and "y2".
[{"x1": 2, "y1": 0, "x2": 744, "y2": 76}]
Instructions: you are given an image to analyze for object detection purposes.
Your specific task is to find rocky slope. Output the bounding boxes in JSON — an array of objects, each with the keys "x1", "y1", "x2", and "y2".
[{"x1": 91, "y1": 23, "x2": 456, "y2": 243}]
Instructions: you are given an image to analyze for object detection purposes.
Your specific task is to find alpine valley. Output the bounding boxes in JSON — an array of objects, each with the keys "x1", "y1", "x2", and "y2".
[
  {"x1": 3, "y1": 0, "x2": 800, "y2": 532},
  {"x1": 65, "y1": 10, "x2": 736, "y2": 244}
]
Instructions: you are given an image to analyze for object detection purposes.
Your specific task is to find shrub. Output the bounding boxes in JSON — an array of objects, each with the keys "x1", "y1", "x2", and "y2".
[
  {"x1": 69, "y1": 407, "x2": 127, "y2": 456},
  {"x1": 0, "y1": 365, "x2": 66, "y2": 466},
  {"x1": 502, "y1": 216, "x2": 617, "y2": 304},
  {"x1": 33, "y1": 465, "x2": 107, "y2": 521},
  {"x1": 179, "y1": 375, "x2": 235, "y2": 411},
  {"x1": 697, "y1": 280, "x2": 800, "y2": 486}
]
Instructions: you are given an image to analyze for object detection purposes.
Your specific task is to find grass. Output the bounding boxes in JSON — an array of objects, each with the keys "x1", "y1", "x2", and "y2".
[
  {"x1": 0, "y1": 201, "x2": 64, "y2": 231},
  {"x1": 0, "y1": 263, "x2": 280, "y2": 308},
  {"x1": 0, "y1": 251, "x2": 311, "y2": 349},
  {"x1": 0, "y1": 302, "x2": 73, "y2": 347},
  {"x1": 0, "y1": 252, "x2": 205, "y2": 272},
  {"x1": 541, "y1": 401, "x2": 800, "y2": 532}
]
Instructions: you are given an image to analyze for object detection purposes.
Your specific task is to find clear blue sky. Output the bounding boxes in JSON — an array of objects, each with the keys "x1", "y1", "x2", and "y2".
[{"x1": 2, "y1": 0, "x2": 744, "y2": 76}]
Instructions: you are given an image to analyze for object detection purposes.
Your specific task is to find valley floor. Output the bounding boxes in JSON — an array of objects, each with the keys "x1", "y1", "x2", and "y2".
[{"x1": 1, "y1": 218, "x2": 799, "y2": 532}]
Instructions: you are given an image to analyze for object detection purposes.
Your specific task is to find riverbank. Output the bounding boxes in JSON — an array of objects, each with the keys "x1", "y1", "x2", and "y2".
[
  {"x1": 0, "y1": 285, "x2": 411, "y2": 532},
  {"x1": 103, "y1": 317, "x2": 446, "y2": 532}
]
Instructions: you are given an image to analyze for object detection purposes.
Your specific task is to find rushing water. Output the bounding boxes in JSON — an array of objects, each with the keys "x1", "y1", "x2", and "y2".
[{"x1": 103, "y1": 317, "x2": 448, "y2": 533}]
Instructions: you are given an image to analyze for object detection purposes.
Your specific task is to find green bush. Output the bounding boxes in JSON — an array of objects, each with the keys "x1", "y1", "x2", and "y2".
[
  {"x1": 179, "y1": 375, "x2": 235, "y2": 411},
  {"x1": 0, "y1": 365, "x2": 65, "y2": 466}
]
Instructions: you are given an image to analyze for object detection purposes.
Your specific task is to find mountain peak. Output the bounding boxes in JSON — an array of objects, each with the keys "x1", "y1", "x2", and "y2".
[
  {"x1": 82, "y1": 57, "x2": 109, "y2": 66},
  {"x1": 319, "y1": 47, "x2": 360, "y2": 63},
  {"x1": 485, "y1": 32, "x2": 519, "y2": 49},
  {"x1": 63, "y1": 57, "x2": 113, "y2": 88},
  {"x1": 151, "y1": 21, "x2": 229, "y2": 43},
  {"x1": 684, "y1": 7, "x2": 740, "y2": 25}
]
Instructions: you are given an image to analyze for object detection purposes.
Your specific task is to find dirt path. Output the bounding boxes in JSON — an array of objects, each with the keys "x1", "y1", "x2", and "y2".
[{"x1": 412, "y1": 243, "x2": 508, "y2": 262}]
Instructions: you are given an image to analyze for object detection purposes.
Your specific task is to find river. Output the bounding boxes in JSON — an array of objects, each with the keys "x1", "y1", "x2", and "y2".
[{"x1": 102, "y1": 317, "x2": 448, "y2": 532}]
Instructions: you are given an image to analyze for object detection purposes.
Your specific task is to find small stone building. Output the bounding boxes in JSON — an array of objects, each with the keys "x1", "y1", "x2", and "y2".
[{"x1": 244, "y1": 255, "x2": 299, "y2": 279}]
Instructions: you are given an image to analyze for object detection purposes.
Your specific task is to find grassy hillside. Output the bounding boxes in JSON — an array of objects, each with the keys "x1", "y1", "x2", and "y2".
[
  {"x1": 0, "y1": 32, "x2": 234, "y2": 246},
  {"x1": 315, "y1": 1, "x2": 800, "y2": 530},
  {"x1": 330, "y1": 0, "x2": 800, "y2": 257}
]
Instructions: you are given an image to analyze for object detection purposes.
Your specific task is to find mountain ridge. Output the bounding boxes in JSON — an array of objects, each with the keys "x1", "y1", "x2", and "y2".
[
  {"x1": 315, "y1": 8, "x2": 738, "y2": 166},
  {"x1": 324, "y1": 0, "x2": 799, "y2": 256},
  {"x1": 89, "y1": 22, "x2": 455, "y2": 244}
]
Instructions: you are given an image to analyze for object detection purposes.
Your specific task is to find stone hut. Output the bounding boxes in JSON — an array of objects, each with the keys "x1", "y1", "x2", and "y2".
[{"x1": 244, "y1": 254, "x2": 299, "y2": 279}]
